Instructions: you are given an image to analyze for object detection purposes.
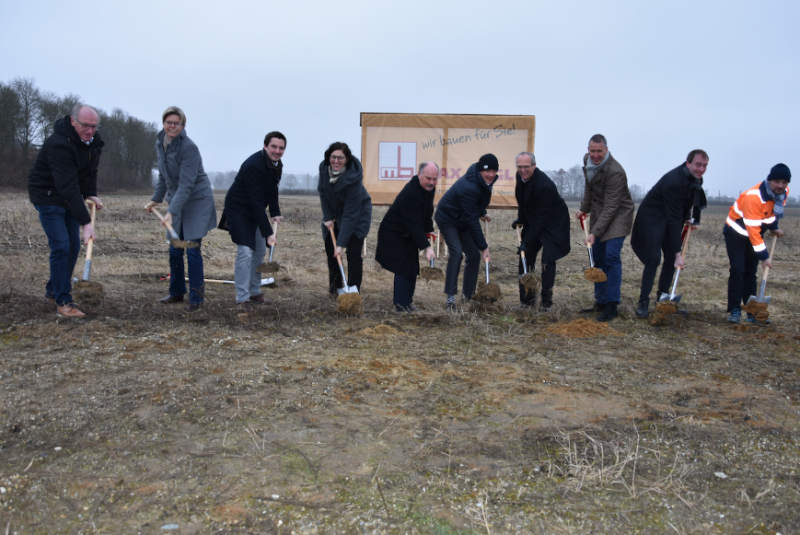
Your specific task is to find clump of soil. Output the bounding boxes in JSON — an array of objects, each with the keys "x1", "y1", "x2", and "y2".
[
  {"x1": 419, "y1": 267, "x2": 444, "y2": 281},
  {"x1": 755, "y1": 310, "x2": 770, "y2": 322},
  {"x1": 585, "y1": 267, "x2": 607, "y2": 282},
  {"x1": 258, "y1": 262, "x2": 281, "y2": 273},
  {"x1": 73, "y1": 281, "x2": 104, "y2": 305},
  {"x1": 742, "y1": 301, "x2": 768, "y2": 314},
  {"x1": 547, "y1": 318, "x2": 622, "y2": 337},
  {"x1": 170, "y1": 238, "x2": 199, "y2": 249},
  {"x1": 473, "y1": 281, "x2": 501, "y2": 304},
  {"x1": 649, "y1": 312, "x2": 684, "y2": 327},
  {"x1": 655, "y1": 301, "x2": 679, "y2": 314},
  {"x1": 520, "y1": 273, "x2": 539, "y2": 297},
  {"x1": 358, "y1": 324, "x2": 403, "y2": 338},
  {"x1": 337, "y1": 293, "x2": 363, "y2": 315}
]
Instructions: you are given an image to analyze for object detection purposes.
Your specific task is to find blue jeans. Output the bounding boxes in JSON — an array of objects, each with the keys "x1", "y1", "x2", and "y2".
[
  {"x1": 592, "y1": 236, "x2": 624, "y2": 304},
  {"x1": 34, "y1": 204, "x2": 81, "y2": 306},
  {"x1": 168, "y1": 228, "x2": 204, "y2": 305}
]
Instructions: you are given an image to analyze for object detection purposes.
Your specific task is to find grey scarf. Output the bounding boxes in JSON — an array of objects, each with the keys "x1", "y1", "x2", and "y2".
[
  {"x1": 329, "y1": 165, "x2": 345, "y2": 184},
  {"x1": 763, "y1": 180, "x2": 786, "y2": 220},
  {"x1": 585, "y1": 152, "x2": 610, "y2": 183}
]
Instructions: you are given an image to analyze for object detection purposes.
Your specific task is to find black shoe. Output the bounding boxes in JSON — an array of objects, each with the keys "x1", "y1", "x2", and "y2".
[
  {"x1": 395, "y1": 304, "x2": 418, "y2": 313},
  {"x1": 185, "y1": 303, "x2": 203, "y2": 312},
  {"x1": 581, "y1": 302, "x2": 606, "y2": 313},
  {"x1": 446, "y1": 302, "x2": 456, "y2": 312},
  {"x1": 635, "y1": 300, "x2": 649, "y2": 319},
  {"x1": 158, "y1": 294, "x2": 185, "y2": 304},
  {"x1": 597, "y1": 302, "x2": 619, "y2": 322}
]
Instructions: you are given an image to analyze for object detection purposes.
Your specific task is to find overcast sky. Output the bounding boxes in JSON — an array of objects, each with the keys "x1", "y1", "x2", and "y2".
[{"x1": 2, "y1": 0, "x2": 798, "y2": 197}]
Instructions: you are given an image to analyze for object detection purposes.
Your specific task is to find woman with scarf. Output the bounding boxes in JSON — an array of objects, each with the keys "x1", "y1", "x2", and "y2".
[
  {"x1": 145, "y1": 106, "x2": 217, "y2": 312},
  {"x1": 630, "y1": 150, "x2": 708, "y2": 317},
  {"x1": 317, "y1": 142, "x2": 372, "y2": 296},
  {"x1": 723, "y1": 164, "x2": 790, "y2": 324}
]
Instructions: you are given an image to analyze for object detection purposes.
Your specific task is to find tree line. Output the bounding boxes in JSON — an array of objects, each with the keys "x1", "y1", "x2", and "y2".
[{"x1": 0, "y1": 77, "x2": 157, "y2": 192}]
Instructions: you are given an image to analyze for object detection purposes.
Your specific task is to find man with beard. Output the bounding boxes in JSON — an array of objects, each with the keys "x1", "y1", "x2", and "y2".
[{"x1": 376, "y1": 161, "x2": 438, "y2": 312}]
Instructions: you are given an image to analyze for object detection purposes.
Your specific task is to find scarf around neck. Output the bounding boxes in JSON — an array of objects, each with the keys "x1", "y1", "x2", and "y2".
[
  {"x1": 585, "y1": 152, "x2": 610, "y2": 182},
  {"x1": 329, "y1": 165, "x2": 345, "y2": 184},
  {"x1": 763, "y1": 180, "x2": 786, "y2": 220}
]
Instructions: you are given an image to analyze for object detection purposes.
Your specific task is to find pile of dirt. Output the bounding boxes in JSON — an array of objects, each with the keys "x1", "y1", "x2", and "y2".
[
  {"x1": 547, "y1": 318, "x2": 622, "y2": 337},
  {"x1": 73, "y1": 281, "x2": 104, "y2": 305},
  {"x1": 473, "y1": 281, "x2": 501, "y2": 304},
  {"x1": 169, "y1": 238, "x2": 199, "y2": 249},
  {"x1": 358, "y1": 324, "x2": 403, "y2": 338},
  {"x1": 337, "y1": 293, "x2": 363, "y2": 315},
  {"x1": 655, "y1": 301, "x2": 679, "y2": 314},
  {"x1": 419, "y1": 266, "x2": 444, "y2": 281},
  {"x1": 585, "y1": 267, "x2": 607, "y2": 282},
  {"x1": 520, "y1": 273, "x2": 539, "y2": 297},
  {"x1": 742, "y1": 301, "x2": 769, "y2": 322},
  {"x1": 258, "y1": 261, "x2": 281, "y2": 273}
]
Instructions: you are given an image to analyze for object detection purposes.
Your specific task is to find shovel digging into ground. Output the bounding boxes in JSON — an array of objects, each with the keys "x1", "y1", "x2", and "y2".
[
  {"x1": 656, "y1": 224, "x2": 692, "y2": 315},
  {"x1": 147, "y1": 207, "x2": 200, "y2": 249},
  {"x1": 743, "y1": 235, "x2": 778, "y2": 322},
  {"x1": 419, "y1": 233, "x2": 444, "y2": 281},
  {"x1": 579, "y1": 214, "x2": 607, "y2": 283},
  {"x1": 515, "y1": 224, "x2": 539, "y2": 298},
  {"x1": 258, "y1": 220, "x2": 281, "y2": 274},
  {"x1": 473, "y1": 220, "x2": 501, "y2": 304},
  {"x1": 328, "y1": 225, "x2": 362, "y2": 315},
  {"x1": 73, "y1": 200, "x2": 104, "y2": 305}
]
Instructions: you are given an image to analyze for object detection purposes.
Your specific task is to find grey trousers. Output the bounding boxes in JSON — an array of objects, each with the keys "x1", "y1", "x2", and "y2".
[
  {"x1": 438, "y1": 221, "x2": 481, "y2": 299},
  {"x1": 235, "y1": 227, "x2": 267, "y2": 303}
]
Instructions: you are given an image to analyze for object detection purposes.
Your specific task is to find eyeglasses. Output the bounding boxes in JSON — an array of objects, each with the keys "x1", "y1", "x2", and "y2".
[
  {"x1": 330, "y1": 155, "x2": 346, "y2": 162},
  {"x1": 517, "y1": 165, "x2": 533, "y2": 170},
  {"x1": 164, "y1": 121, "x2": 182, "y2": 127},
  {"x1": 74, "y1": 119, "x2": 100, "y2": 131}
]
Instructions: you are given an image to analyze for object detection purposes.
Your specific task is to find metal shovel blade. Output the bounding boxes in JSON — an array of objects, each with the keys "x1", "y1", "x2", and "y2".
[
  {"x1": 82, "y1": 259, "x2": 92, "y2": 281},
  {"x1": 336, "y1": 265, "x2": 358, "y2": 294}
]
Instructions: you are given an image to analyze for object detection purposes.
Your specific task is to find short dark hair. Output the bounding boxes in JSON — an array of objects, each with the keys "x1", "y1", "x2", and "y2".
[
  {"x1": 264, "y1": 131, "x2": 286, "y2": 147},
  {"x1": 589, "y1": 134, "x2": 607, "y2": 147},
  {"x1": 324, "y1": 142, "x2": 352, "y2": 164},
  {"x1": 686, "y1": 149, "x2": 709, "y2": 164}
]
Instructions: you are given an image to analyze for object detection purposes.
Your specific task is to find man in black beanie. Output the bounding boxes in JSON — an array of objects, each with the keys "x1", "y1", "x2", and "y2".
[{"x1": 723, "y1": 163, "x2": 790, "y2": 324}]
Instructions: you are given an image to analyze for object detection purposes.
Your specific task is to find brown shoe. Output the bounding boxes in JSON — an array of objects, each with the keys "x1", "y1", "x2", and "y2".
[
  {"x1": 158, "y1": 295, "x2": 184, "y2": 304},
  {"x1": 238, "y1": 301, "x2": 254, "y2": 314},
  {"x1": 185, "y1": 303, "x2": 203, "y2": 312},
  {"x1": 57, "y1": 303, "x2": 85, "y2": 318},
  {"x1": 249, "y1": 294, "x2": 271, "y2": 304}
]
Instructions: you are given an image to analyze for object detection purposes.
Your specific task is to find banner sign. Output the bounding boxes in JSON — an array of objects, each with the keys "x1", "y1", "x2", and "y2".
[{"x1": 361, "y1": 113, "x2": 535, "y2": 208}]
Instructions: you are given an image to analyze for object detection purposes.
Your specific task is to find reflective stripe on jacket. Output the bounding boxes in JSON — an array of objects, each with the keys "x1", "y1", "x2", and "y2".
[{"x1": 725, "y1": 182, "x2": 788, "y2": 258}]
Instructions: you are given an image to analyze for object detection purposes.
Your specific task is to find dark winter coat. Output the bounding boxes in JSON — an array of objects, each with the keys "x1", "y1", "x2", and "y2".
[
  {"x1": 375, "y1": 175, "x2": 435, "y2": 279},
  {"x1": 220, "y1": 150, "x2": 282, "y2": 249},
  {"x1": 579, "y1": 153, "x2": 634, "y2": 242},
  {"x1": 515, "y1": 168, "x2": 571, "y2": 263},
  {"x1": 434, "y1": 163, "x2": 498, "y2": 251},
  {"x1": 152, "y1": 129, "x2": 217, "y2": 241},
  {"x1": 630, "y1": 163, "x2": 704, "y2": 262},
  {"x1": 27, "y1": 116, "x2": 104, "y2": 225},
  {"x1": 318, "y1": 156, "x2": 372, "y2": 246}
]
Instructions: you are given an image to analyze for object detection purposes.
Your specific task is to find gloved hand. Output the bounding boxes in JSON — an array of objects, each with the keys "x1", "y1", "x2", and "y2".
[{"x1": 511, "y1": 219, "x2": 521, "y2": 230}]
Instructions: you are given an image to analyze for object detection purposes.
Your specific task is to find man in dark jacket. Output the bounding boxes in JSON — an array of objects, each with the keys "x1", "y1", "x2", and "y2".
[
  {"x1": 435, "y1": 153, "x2": 498, "y2": 310},
  {"x1": 376, "y1": 161, "x2": 438, "y2": 312},
  {"x1": 28, "y1": 103, "x2": 104, "y2": 318},
  {"x1": 631, "y1": 150, "x2": 708, "y2": 317},
  {"x1": 575, "y1": 135, "x2": 635, "y2": 321},
  {"x1": 512, "y1": 152, "x2": 571, "y2": 310},
  {"x1": 220, "y1": 132, "x2": 284, "y2": 313}
]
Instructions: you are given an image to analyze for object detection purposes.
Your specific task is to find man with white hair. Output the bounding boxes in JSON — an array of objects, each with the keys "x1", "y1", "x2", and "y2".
[{"x1": 28, "y1": 103, "x2": 105, "y2": 317}]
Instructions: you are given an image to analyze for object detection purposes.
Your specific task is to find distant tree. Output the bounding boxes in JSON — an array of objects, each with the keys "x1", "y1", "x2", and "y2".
[
  {"x1": 0, "y1": 82, "x2": 21, "y2": 180},
  {"x1": 96, "y1": 107, "x2": 158, "y2": 192},
  {"x1": 629, "y1": 184, "x2": 646, "y2": 202},
  {"x1": 282, "y1": 173, "x2": 297, "y2": 190},
  {"x1": 37, "y1": 91, "x2": 80, "y2": 141},
  {"x1": 11, "y1": 77, "x2": 40, "y2": 164}
]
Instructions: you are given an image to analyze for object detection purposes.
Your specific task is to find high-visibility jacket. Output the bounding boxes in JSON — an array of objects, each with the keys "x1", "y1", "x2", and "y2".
[{"x1": 724, "y1": 181, "x2": 788, "y2": 260}]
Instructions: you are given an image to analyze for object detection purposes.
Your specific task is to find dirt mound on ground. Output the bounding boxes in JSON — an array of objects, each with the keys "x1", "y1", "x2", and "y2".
[
  {"x1": 520, "y1": 273, "x2": 538, "y2": 297},
  {"x1": 358, "y1": 324, "x2": 403, "y2": 338},
  {"x1": 419, "y1": 267, "x2": 444, "y2": 281},
  {"x1": 655, "y1": 301, "x2": 679, "y2": 314},
  {"x1": 585, "y1": 267, "x2": 607, "y2": 282},
  {"x1": 337, "y1": 293, "x2": 363, "y2": 315},
  {"x1": 73, "y1": 281, "x2": 104, "y2": 305},
  {"x1": 169, "y1": 238, "x2": 199, "y2": 249},
  {"x1": 547, "y1": 319, "x2": 622, "y2": 338},
  {"x1": 258, "y1": 261, "x2": 280, "y2": 273},
  {"x1": 742, "y1": 301, "x2": 768, "y2": 314},
  {"x1": 473, "y1": 282, "x2": 501, "y2": 304}
]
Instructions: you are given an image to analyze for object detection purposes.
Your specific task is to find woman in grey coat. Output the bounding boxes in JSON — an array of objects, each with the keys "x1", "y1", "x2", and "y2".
[{"x1": 145, "y1": 106, "x2": 217, "y2": 311}]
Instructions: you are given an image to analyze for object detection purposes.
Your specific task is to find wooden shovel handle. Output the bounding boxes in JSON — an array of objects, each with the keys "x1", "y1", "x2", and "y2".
[
  {"x1": 680, "y1": 225, "x2": 692, "y2": 257},
  {"x1": 328, "y1": 224, "x2": 344, "y2": 267},
  {"x1": 271, "y1": 219, "x2": 278, "y2": 239},
  {"x1": 762, "y1": 235, "x2": 778, "y2": 283},
  {"x1": 515, "y1": 224, "x2": 526, "y2": 260},
  {"x1": 580, "y1": 214, "x2": 591, "y2": 250},
  {"x1": 150, "y1": 208, "x2": 179, "y2": 239},
  {"x1": 85, "y1": 200, "x2": 96, "y2": 261}
]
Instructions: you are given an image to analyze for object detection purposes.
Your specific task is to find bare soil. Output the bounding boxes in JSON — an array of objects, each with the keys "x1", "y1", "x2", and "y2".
[{"x1": 1, "y1": 194, "x2": 799, "y2": 534}]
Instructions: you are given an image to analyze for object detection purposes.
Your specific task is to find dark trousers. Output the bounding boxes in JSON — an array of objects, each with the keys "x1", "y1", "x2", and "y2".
[
  {"x1": 393, "y1": 273, "x2": 417, "y2": 307},
  {"x1": 438, "y1": 221, "x2": 481, "y2": 298},
  {"x1": 519, "y1": 241, "x2": 555, "y2": 307},
  {"x1": 592, "y1": 236, "x2": 624, "y2": 304},
  {"x1": 638, "y1": 235, "x2": 675, "y2": 302},
  {"x1": 324, "y1": 227, "x2": 363, "y2": 293},
  {"x1": 724, "y1": 231, "x2": 759, "y2": 312},
  {"x1": 34, "y1": 204, "x2": 81, "y2": 306},
  {"x1": 168, "y1": 228, "x2": 204, "y2": 305}
]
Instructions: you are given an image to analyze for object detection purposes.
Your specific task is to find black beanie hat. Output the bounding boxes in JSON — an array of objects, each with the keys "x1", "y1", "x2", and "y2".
[
  {"x1": 477, "y1": 154, "x2": 499, "y2": 171},
  {"x1": 767, "y1": 163, "x2": 791, "y2": 183}
]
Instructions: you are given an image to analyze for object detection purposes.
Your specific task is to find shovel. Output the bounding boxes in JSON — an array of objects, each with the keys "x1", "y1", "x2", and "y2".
[
  {"x1": 472, "y1": 220, "x2": 501, "y2": 304},
  {"x1": 515, "y1": 224, "x2": 538, "y2": 297},
  {"x1": 258, "y1": 220, "x2": 281, "y2": 273},
  {"x1": 73, "y1": 200, "x2": 104, "y2": 305},
  {"x1": 745, "y1": 235, "x2": 778, "y2": 308},
  {"x1": 328, "y1": 225, "x2": 358, "y2": 295},
  {"x1": 514, "y1": 224, "x2": 528, "y2": 275},
  {"x1": 659, "y1": 224, "x2": 692, "y2": 304},
  {"x1": 579, "y1": 214, "x2": 607, "y2": 283},
  {"x1": 148, "y1": 207, "x2": 199, "y2": 249},
  {"x1": 419, "y1": 233, "x2": 444, "y2": 281}
]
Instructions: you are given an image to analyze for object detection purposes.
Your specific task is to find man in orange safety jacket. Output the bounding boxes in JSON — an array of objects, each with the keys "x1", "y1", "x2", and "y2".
[{"x1": 723, "y1": 164, "x2": 790, "y2": 324}]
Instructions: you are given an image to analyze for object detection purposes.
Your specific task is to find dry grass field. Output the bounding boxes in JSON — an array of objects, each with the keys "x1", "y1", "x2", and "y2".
[{"x1": 1, "y1": 192, "x2": 799, "y2": 534}]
